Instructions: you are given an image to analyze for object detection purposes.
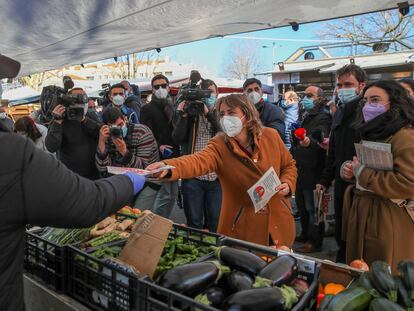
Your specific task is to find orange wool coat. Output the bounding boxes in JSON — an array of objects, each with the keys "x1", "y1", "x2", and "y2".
[{"x1": 164, "y1": 128, "x2": 297, "y2": 247}]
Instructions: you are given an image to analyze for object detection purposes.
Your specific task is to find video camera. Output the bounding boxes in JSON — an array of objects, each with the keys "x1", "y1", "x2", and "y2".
[
  {"x1": 178, "y1": 70, "x2": 211, "y2": 116},
  {"x1": 40, "y1": 76, "x2": 87, "y2": 122}
]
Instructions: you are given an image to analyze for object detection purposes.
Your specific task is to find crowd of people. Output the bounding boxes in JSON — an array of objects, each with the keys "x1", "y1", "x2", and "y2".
[{"x1": 3, "y1": 65, "x2": 414, "y2": 271}]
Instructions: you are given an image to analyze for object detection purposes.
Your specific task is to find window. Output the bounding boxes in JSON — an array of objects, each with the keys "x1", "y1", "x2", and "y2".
[
  {"x1": 86, "y1": 76, "x2": 94, "y2": 80},
  {"x1": 165, "y1": 71, "x2": 173, "y2": 77}
]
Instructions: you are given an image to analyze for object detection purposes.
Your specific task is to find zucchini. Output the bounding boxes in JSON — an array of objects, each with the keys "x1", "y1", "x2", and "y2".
[
  {"x1": 369, "y1": 297, "x2": 405, "y2": 311},
  {"x1": 358, "y1": 272, "x2": 381, "y2": 298},
  {"x1": 370, "y1": 261, "x2": 398, "y2": 302},
  {"x1": 398, "y1": 260, "x2": 414, "y2": 301},
  {"x1": 215, "y1": 246, "x2": 266, "y2": 276},
  {"x1": 222, "y1": 285, "x2": 298, "y2": 311},
  {"x1": 319, "y1": 294, "x2": 335, "y2": 311},
  {"x1": 258, "y1": 255, "x2": 298, "y2": 286},
  {"x1": 395, "y1": 276, "x2": 414, "y2": 310},
  {"x1": 327, "y1": 286, "x2": 371, "y2": 311}
]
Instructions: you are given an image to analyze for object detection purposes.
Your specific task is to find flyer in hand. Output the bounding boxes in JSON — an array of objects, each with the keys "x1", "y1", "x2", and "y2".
[
  {"x1": 106, "y1": 166, "x2": 175, "y2": 176},
  {"x1": 247, "y1": 167, "x2": 281, "y2": 213}
]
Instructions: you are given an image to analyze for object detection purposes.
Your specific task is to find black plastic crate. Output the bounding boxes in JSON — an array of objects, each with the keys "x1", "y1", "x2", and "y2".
[
  {"x1": 68, "y1": 224, "x2": 223, "y2": 311},
  {"x1": 24, "y1": 228, "x2": 67, "y2": 292},
  {"x1": 139, "y1": 237, "x2": 320, "y2": 311}
]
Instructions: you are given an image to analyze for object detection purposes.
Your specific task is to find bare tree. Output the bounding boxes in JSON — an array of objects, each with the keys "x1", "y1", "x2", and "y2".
[
  {"x1": 224, "y1": 41, "x2": 264, "y2": 79},
  {"x1": 317, "y1": 9, "x2": 414, "y2": 51},
  {"x1": 131, "y1": 51, "x2": 157, "y2": 78},
  {"x1": 18, "y1": 72, "x2": 49, "y2": 91}
]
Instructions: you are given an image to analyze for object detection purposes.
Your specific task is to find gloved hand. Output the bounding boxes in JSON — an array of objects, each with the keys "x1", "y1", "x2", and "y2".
[{"x1": 123, "y1": 172, "x2": 146, "y2": 194}]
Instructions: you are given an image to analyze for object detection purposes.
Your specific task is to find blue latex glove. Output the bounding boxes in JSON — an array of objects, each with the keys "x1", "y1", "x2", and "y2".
[{"x1": 123, "y1": 172, "x2": 145, "y2": 194}]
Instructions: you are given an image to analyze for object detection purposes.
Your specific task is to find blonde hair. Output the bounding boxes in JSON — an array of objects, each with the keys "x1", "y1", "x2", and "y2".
[
  {"x1": 216, "y1": 94, "x2": 263, "y2": 138},
  {"x1": 284, "y1": 91, "x2": 299, "y2": 102}
]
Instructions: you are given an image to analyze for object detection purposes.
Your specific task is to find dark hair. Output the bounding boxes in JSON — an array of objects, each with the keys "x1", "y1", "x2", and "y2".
[
  {"x1": 202, "y1": 79, "x2": 219, "y2": 94},
  {"x1": 109, "y1": 83, "x2": 126, "y2": 94},
  {"x1": 399, "y1": 78, "x2": 414, "y2": 93},
  {"x1": 14, "y1": 116, "x2": 42, "y2": 142},
  {"x1": 354, "y1": 79, "x2": 414, "y2": 127},
  {"x1": 336, "y1": 64, "x2": 368, "y2": 83},
  {"x1": 151, "y1": 74, "x2": 169, "y2": 87},
  {"x1": 102, "y1": 107, "x2": 124, "y2": 124},
  {"x1": 243, "y1": 78, "x2": 262, "y2": 90}
]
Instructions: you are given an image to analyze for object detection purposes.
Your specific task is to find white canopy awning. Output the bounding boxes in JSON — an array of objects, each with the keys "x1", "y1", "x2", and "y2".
[{"x1": 1, "y1": 0, "x2": 413, "y2": 76}]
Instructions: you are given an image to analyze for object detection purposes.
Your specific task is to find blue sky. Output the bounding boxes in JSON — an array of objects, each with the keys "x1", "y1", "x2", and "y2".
[{"x1": 151, "y1": 20, "x2": 331, "y2": 77}]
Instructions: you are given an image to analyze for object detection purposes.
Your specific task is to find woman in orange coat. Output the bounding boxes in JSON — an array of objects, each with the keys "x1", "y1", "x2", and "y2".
[{"x1": 148, "y1": 94, "x2": 297, "y2": 247}]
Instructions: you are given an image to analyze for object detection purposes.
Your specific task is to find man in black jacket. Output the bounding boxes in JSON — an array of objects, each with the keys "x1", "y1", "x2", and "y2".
[
  {"x1": 141, "y1": 74, "x2": 178, "y2": 218},
  {"x1": 0, "y1": 54, "x2": 146, "y2": 311},
  {"x1": 121, "y1": 80, "x2": 141, "y2": 119},
  {"x1": 172, "y1": 79, "x2": 222, "y2": 232},
  {"x1": 45, "y1": 87, "x2": 102, "y2": 180},
  {"x1": 316, "y1": 64, "x2": 367, "y2": 262},
  {"x1": 291, "y1": 86, "x2": 332, "y2": 253},
  {"x1": 243, "y1": 78, "x2": 285, "y2": 141}
]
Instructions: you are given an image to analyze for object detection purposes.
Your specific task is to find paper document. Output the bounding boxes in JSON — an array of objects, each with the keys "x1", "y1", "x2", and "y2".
[
  {"x1": 354, "y1": 141, "x2": 393, "y2": 171},
  {"x1": 247, "y1": 167, "x2": 282, "y2": 213},
  {"x1": 107, "y1": 166, "x2": 175, "y2": 176}
]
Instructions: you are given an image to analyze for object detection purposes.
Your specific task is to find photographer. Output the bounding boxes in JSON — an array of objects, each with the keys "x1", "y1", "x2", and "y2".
[
  {"x1": 45, "y1": 87, "x2": 102, "y2": 180},
  {"x1": 172, "y1": 78, "x2": 222, "y2": 232},
  {"x1": 105, "y1": 83, "x2": 139, "y2": 124},
  {"x1": 141, "y1": 74, "x2": 179, "y2": 218},
  {"x1": 96, "y1": 107, "x2": 160, "y2": 210}
]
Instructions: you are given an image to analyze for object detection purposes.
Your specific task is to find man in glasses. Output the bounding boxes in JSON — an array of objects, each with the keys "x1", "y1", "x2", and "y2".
[
  {"x1": 141, "y1": 74, "x2": 178, "y2": 218},
  {"x1": 243, "y1": 78, "x2": 285, "y2": 141},
  {"x1": 45, "y1": 87, "x2": 102, "y2": 180},
  {"x1": 107, "y1": 83, "x2": 139, "y2": 124}
]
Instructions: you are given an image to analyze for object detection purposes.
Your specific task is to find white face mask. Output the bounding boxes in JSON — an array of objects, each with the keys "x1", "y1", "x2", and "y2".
[
  {"x1": 155, "y1": 88, "x2": 168, "y2": 99},
  {"x1": 220, "y1": 115, "x2": 245, "y2": 137},
  {"x1": 247, "y1": 91, "x2": 262, "y2": 105},
  {"x1": 0, "y1": 112, "x2": 7, "y2": 120},
  {"x1": 112, "y1": 95, "x2": 125, "y2": 107}
]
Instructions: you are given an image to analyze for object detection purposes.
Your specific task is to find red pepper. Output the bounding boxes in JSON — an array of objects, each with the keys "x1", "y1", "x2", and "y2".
[{"x1": 317, "y1": 293, "x2": 325, "y2": 309}]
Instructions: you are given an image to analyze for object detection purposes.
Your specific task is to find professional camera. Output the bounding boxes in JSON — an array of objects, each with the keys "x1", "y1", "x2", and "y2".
[
  {"x1": 109, "y1": 125, "x2": 122, "y2": 139},
  {"x1": 178, "y1": 70, "x2": 211, "y2": 116},
  {"x1": 40, "y1": 76, "x2": 87, "y2": 122}
]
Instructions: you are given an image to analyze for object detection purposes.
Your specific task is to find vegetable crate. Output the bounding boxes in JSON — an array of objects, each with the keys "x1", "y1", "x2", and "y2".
[
  {"x1": 24, "y1": 228, "x2": 67, "y2": 292},
  {"x1": 67, "y1": 225, "x2": 223, "y2": 311},
  {"x1": 137, "y1": 237, "x2": 320, "y2": 311}
]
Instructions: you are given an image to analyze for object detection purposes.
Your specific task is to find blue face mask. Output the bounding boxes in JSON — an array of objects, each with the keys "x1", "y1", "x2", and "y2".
[
  {"x1": 301, "y1": 97, "x2": 314, "y2": 110},
  {"x1": 204, "y1": 95, "x2": 216, "y2": 108},
  {"x1": 122, "y1": 124, "x2": 128, "y2": 138},
  {"x1": 337, "y1": 88, "x2": 358, "y2": 104},
  {"x1": 280, "y1": 100, "x2": 288, "y2": 109}
]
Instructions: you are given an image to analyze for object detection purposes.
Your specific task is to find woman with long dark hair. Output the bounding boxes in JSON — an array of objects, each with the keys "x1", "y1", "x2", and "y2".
[
  {"x1": 341, "y1": 80, "x2": 414, "y2": 271},
  {"x1": 14, "y1": 116, "x2": 48, "y2": 151}
]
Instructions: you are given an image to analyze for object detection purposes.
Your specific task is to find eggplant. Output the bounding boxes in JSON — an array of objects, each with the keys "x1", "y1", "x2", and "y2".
[
  {"x1": 222, "y1": 285, "x2": 298, "y2": 311},
  {"x1": 394, "y1": 276, "x2": 414, "y2": 310},
  {"x1": 157, "y1": 261, "x2": 228, "y2": 297},
  {"x1": 195, "y1": 286, "x2": 227, "y2": 308},
  {"x1": 398, "y1": 260, "x2": 414, "y2": 301},
  {"x1": 370, "y1": 261, "x2": 397, "y2": 302},
  {"x1": 358, "y1": 272, "x2": 381, "y2": 298},
  {"x1": 258, "y1": 255, "x2": 298, "y2": 286},
  {"x1": 224, "y1": 270, "x2": 254, "y2": 293},
  {"x1": 215, "y1": 246, "x2": 266, "y2": 276},
  {"x1": 369, "y1": 297, "x2": 405, "y2": 311}
]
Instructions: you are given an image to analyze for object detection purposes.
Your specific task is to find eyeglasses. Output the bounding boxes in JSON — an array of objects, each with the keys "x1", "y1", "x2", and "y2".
[
  {"x1": 112, "y1": 92, "x2": 124, "y2": 96},
  {"x1": 153, "y1": 84, "x2": 168, "y2": 90}
]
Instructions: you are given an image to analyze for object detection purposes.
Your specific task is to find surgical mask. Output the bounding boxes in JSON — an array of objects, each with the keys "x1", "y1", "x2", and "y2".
[
  {"x1": 155, "y1": 88, "x2": 168, "y2": 99},
  {"x1": 125, "y1": 90, "x2": 129, "y2": 97},
  {"x1": 337, "y1": 88, "x2": 358, "y2": 104},
  {"x1": 220, "y1": 115, "x2": 245, "y2": 137},
  {"x1": 247, "y1": 91, "x2": 262, "y2": 105},
  {"x1": 121, "y1": 124, "x2": 128, "y2": 137},
  {"x1": 301, "y1": 97, "x2": 315, "y2": 110},
  {"x1": 112, "y1": 95, "x2": 125, "y2": 107},
  {"x1": 280, "y1": 100, "x2": 288, "y2": 109},
  {"x1": 362, "y1": 102, "x2": 387, "y2": 123},
  {"x1": 0, "y1": 112, "x2": 6, "y2": 120},
  {"x1": 204, "y1": 95, "x2": 216, "y2": 108}
]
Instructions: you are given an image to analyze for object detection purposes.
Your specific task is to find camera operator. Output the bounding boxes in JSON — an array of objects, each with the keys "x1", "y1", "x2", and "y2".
[
  {"x1": 141, "y1": 74, "x2": 179, "y2": 218},
  {"x1": 105, "y1": 83, "x2": 139, "y2": 124},
  {"x1": 172, "y1": 79, "x2": 222, "y2": 232},
  {"x1": 96, "y1": 107, "x2": 160, "y2": 210},
  {"x1": 243, "y1": 78, "x2": 285, "y2": 141},
  {"x1": 121, "y1": 80, "x2": 141, "y2": 118},
  {"x1": 45, "y1": 87, "x2": 102, "y2": 180}
]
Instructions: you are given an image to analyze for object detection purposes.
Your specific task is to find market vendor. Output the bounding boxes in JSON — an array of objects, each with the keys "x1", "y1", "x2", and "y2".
[
  {"x1": 341, "y1": 80, "x2": 414, "y2": 272},
  {"x1": 0, "y1": 54, "x2": 146, "y2": 311},
  {"x1": 147, "y1": 94, "x2": 297, "y2": 247}
]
